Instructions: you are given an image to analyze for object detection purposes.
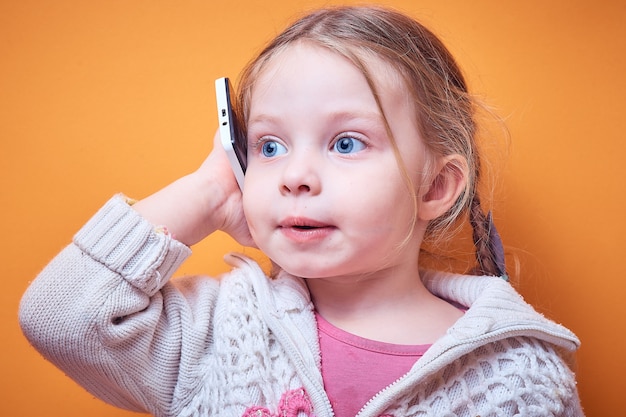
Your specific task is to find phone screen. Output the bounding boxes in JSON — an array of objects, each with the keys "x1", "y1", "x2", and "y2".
[
  {"x1": 224, "y1": 78, "x2": 247, "y2": 173},
  {"x1": 215, "y1": 77, "x2": 247, "y2": 189}
]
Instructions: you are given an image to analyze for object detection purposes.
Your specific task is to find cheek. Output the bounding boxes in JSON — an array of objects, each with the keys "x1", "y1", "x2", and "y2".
[
  {"x1": 242, "y1": 175, "x2": 272, "y2": 233},
  {"x1": 241, "y1": 184, "x2": 259, "y2": 232},
  {"x1": 382, "y1": 174, "x2": 418, "y2": 226},
  {"x1": 346, "y1": 172, "x2": 415, "y2": 226}
]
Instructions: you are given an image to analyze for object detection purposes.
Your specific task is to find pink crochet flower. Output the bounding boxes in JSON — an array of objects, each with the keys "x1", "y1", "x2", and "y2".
[
  {"x1": 242, "y1": 389, "x2": 395, "y2": 417},
  {"x1": 243, "y1": 388, "x2": 315, "y2": 417}
]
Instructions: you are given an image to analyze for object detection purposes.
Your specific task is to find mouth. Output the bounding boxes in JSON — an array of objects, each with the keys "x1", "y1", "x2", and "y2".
[
  {"x1": 280, "y1": 217, "x2": 330, "y2": 229},
  {"x1": 291, "y1": 224, "x2": 320, "y2": 230},
  {"x1": 278, "y1": 217, "x2": 335, "y2": 242}
]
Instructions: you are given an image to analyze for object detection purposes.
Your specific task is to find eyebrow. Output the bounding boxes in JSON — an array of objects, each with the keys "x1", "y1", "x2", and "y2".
[{"x1": 247, "y1": 110, "x2": 384, "y2": 126}]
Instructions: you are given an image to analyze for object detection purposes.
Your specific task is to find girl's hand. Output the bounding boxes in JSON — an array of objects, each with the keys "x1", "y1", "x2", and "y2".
[
  {"x1": 196, "y1": 130, "x2": 255, "y2": 247},
  {"x1": 133, "y1": 130, "x2": 255, "y2": 247}
]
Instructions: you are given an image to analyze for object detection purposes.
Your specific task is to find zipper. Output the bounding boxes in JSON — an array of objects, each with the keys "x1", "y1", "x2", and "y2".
[
  {"x1": 263, "y1": 307, "x2": 334, "y2": 417},
  {"x1": 240, "y1": 258, "x2": 334, "y2": 417}
]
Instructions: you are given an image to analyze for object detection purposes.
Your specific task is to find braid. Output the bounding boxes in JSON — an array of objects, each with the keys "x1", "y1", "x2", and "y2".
[{"x1": 469, "y1": 196, "x2": 507, "y2": 278}]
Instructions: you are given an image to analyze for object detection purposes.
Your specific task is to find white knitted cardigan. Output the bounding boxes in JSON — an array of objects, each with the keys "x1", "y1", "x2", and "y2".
[{"x1": 19, "y1": 195, "x2": 584, "y2": 417}]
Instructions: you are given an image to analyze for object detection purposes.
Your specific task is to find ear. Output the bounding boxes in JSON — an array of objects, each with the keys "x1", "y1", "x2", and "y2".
[{"x1": 418, "y1": 155, "x2": 468, "y2": 222}]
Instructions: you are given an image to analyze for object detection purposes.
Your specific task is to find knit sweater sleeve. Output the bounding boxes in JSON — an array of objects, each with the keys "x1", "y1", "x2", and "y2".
[{"x1": 18, "y1": 195, "x2": 219, "y2": 416}]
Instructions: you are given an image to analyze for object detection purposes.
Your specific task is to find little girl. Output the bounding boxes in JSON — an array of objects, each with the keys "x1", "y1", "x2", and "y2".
[{"x1": 19, "y1": 5, "x2": 584, "y2": 417}]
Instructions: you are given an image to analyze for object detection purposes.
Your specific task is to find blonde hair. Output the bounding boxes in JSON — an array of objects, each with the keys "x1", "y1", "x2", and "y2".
[{"x1": 237, "y1": 5, "x2": 504, "y2": 276}]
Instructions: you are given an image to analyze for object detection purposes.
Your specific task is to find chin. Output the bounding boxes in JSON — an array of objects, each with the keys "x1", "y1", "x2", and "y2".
[
  {"x1": 270, "y1": 260, "x2": 323, "y2": 279},
  {"x1": 276, "y1": 262, "x2": 358, "y2": 281},
  {"x1": 275, "y1": 265, "x2": 317, "y2": 279}
]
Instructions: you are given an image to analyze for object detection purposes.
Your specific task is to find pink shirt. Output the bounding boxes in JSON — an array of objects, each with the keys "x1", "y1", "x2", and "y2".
[{"x1": 315, "y1": 312, "x2": 431, "y2": 417}]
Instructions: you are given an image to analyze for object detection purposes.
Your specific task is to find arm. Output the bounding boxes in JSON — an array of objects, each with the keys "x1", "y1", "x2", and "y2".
[
  {"x1": 19, "y1": 131, "x2": 251, "y2": 414},
  {"x1": 133, "y1": 130, "x2": 253, "y2": 247}
]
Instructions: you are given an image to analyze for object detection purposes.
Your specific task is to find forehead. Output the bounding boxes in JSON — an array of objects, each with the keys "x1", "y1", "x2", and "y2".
[{"x1": 250, "y1": 41, "x2": 408, "y2": 107}]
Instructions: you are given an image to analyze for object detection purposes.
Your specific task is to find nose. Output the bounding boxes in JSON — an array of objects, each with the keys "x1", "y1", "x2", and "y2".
[{"x1": 280, "y1": 150, "x2": 322, "y2": 196}]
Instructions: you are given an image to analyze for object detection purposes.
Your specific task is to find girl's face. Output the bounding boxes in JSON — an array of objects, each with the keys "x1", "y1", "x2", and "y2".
[{"x1": 243, "y1": 42, "x2": 429, "y2": 280}]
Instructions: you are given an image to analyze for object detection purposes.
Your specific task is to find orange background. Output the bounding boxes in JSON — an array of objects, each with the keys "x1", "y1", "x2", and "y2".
[{"x1": 2, "y1": 0, "x2": 624, "y2": 415}]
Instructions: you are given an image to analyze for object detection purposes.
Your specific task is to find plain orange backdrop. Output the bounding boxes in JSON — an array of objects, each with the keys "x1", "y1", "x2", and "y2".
[{"x1": 2, "y1": 0, "x2": 624, "y2": 415}]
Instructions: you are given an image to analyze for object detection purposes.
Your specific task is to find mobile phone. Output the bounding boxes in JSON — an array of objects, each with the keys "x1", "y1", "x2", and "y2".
[{"x1": 215, "y1": 77, "x2": 246, "y2": 189}]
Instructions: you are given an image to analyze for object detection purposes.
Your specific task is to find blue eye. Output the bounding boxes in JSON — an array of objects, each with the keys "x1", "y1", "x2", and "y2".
[
  {"x1": 333, "y1": 136, "x2": 366, "y2": 154},
  {"x1": 261, "y1": 140, "x2": 287, "y2": 157}
]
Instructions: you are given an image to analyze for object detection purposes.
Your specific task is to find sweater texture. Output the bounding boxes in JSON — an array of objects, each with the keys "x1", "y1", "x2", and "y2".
[{"x1": 19, "y1": 195, "x2": 584, "y2": 417}]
